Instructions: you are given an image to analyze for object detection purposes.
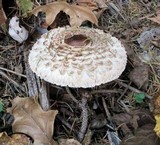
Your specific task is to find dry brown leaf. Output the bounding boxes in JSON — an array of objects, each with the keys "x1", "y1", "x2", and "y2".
[
  {"x1": 58, "y1": 139, "x2": 82, "y2": 145},
  {"x1": 113, "y1": 110, "x2": 154, "y2": 131},
  {"x1": 32, "y1": 1, "x2": 98, "y2": 27},
  {"x1": 82, "y1": 129, "x2": 92, "y2": 145},
  {"x1": 93, "y1": 0, "x2": 107, "y2": 8},
  {"x1": 121, "y1": 124, "x2": 160, "y2": 145},
  {"x1": 154, "y1": 91, "x2": 160, "y2": 115},
  {"x1": 0, "y1": 132, "x2": 30, "y2": 145},
  {"x1": 0, "y1": 0, "x2": 7, "y2": 24},
  {"x1": 154, "y1": 91, "x2": 160, "y2": 137},
  {"x1": 154, "y1": 115, "x2": 160, "y2": 137},
  {"x1": 147, "y1": 9, "x2": 160, "y2": 25},
  {"x1": 128, "y1": 64, "x2": 149, "y2": 89},
  {"x1": 77, "y1": 0, "x2": 107, "y2": 9},
  {"x1": 90, "y1": 114, "x2": 107, "y2": 129},
  {"x1": 76, "y1": 0, "x2": 98, "y2": 10},
  {"x1": 0, "y1": 132, "x2": 12, "y2": 145},
  {"x1": 7, "y1": 97, "x2": 58, "y2": 145}
]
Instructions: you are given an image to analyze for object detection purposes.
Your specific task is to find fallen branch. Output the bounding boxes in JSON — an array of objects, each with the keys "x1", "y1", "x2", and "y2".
[
  {"x1": 0, "y1": 70, "x2": 25, "y2": 92},
  {"x1": 115, "y1": 80, "x2": 153, "y2": 99},
  {"x1": 0, "y1": 66, "x2": 26, "y2": 78},
  {"x1": 78, "y1": 96, "x2": 88, "y2": 142},
  {"x1": 57, "y1": 114, "x2": 78, "y2": 134},
  {"x1": 91, "y1": 89, "x2": 122, "y2": 94}
]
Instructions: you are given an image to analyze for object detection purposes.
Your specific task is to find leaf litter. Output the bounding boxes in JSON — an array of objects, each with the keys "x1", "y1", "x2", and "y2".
[
  {"x1": 0, "y1": 0, "x2": 160, "y2": 145},
  {"x1": 7, "y1": 96, "x2": 58, "y2": 145}
]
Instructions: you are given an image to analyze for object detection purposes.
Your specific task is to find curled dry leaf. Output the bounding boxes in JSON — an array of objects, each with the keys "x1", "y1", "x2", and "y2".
[
  {"x1": 128, "y1": 64, "x2": 149, "y2": 89},
  {"x1": 7, "y1": 97, "x2": 58, "y2": 145},
  {"x1": 154, "y1": 115, "x2": 160, "y2": 137},
  {"x1": 32, "y1": 1, "x2": 98, "y2": 27},
  {"x1": 0, "y1": 132, "x2": 30, "y2": 145},
  {"x1": 0, "y1": 132, "x2": 12, "y2": 145},
  {"x1": 136, "y1": 28, "x2": 160, "y2": 63}
]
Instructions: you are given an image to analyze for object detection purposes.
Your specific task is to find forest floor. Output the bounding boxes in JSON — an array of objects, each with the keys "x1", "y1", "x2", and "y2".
[{"x1": 0, "y1": 0, "x2": 160, "y2": 145}]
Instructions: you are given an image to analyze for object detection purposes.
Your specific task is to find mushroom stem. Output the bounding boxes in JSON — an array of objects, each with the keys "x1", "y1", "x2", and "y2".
[
  {"x1": 78, "y1": 96, "x2": 88, "y2": 142},
  {"x1": 65, "y1": 87, "x2": 89, "y2": 142}
]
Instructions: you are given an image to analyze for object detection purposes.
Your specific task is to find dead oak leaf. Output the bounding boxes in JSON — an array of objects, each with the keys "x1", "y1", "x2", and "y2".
[
  {"x1": 128, "y1": 64, "x2": 149, "y2": 89},
  {"x1": 32, "y1": 1, "x2": 98, "y2": 27},
  {"x1": 121, "y1": 124, "x2": 160, "y2": 145},
  {"x1": 7, "y1": 97, "x2": 58, "y2": 145},
  {"x1": 77, "y1": 0, "x2": 107, "y2": 9}
]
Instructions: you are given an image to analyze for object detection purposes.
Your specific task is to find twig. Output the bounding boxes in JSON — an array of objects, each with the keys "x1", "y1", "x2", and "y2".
[
  {"x1": 57, "y1": 115, "x2": 78, "y2": 134},
  {"x1": 0, "y1": 70, "x2": 25, "y2": 92},
  {"x1": 0, "y1": 66, "x2": 26, "y2": 78},
  {"x1": 108, "y1": 2, "x2": 127, "y2": 22},
  {"x1": 91, "y1": 89, "x2": 122, "y2": 94},
  {"x1": 102, "y1": 97, "x2": 112, "y2": 122},
  {"x1": 115, "y1": 80, "x2": 153, "y2": 99},
  {"x1": 102, "y1": 97, "x2": 121, "y2": 145},
  {"x1": 119, "y1": 100, "x2": 130, "y2": 113},
  {"x1": 65, "y1": 88, "x2": 89, "y2": 142},
  {"x1": 117, "y1": 82, "x2": 131, "y2": 103},
  {"x1": 65, "y1": 87, "x2": 79, "y2": 104},
  {"x1": 78, "y1": 96, "x2": 88, "y2": 142},
  {"x1": 140, "y1": 0, "x2": 150, "y2": 12}
]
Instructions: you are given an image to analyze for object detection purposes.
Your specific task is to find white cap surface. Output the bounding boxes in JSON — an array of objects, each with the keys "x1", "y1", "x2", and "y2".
[{"x1": 28, "y1": 27, "x2": 127, "y2": 88}]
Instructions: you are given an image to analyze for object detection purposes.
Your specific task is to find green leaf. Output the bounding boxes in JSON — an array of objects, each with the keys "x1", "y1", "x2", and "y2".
[
  {"x1": 133, "y1": 93, "x2": 145, "y2": 103},
  {"x1": 0, "y1": 100, "x2": 4, "y2": 112},
  {"x1": 16, "y1": 0, "x2": 33, "y2": 17}
]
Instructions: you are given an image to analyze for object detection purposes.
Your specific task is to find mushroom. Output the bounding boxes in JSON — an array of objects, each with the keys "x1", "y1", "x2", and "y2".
[
  {"x1": 28, "y1": 26, "x2": 127, "y2": 142},
  {"x1": 28, "y1": 26, "x2": 127, "y2": 88}
]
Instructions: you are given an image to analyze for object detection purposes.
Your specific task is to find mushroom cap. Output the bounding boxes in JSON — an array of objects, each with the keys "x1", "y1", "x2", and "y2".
[{"x1": 28, "y1": 27, "x2": 127, "y2": 88}]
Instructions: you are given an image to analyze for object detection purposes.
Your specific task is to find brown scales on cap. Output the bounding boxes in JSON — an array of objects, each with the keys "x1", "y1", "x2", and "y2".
[{"x1": 28, "y1": 26, "x2": 127, "y2": 88}]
